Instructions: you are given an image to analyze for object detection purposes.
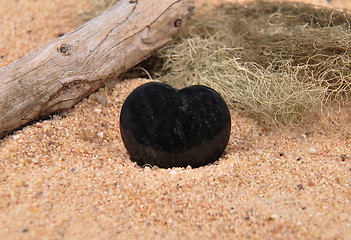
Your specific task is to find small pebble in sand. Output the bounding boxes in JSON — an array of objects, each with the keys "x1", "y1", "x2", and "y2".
[
  {"x1": 97, "y1": 132, "x2": 104, "y2": 138},
  {"x1": 340, "y1": 154, "x2": 347, "y2": 161},
  {"x1": 269, "y1": 214, "x2": 280, "y2": 220},
  {"x1": 307, "y1": 181, "x2": 315, "y2": 187},
  {"x1": 93, "y1": 108, "x2": 102, "y2": 114},
  {"x1": 152, "y1": 165, "x2": 159, "y2": 171},
  {"x1": 96, "y1": 95, "x2": 107, "y2": 105},
  {"x1": 296, "y1": 134, "x2": 307, "y2": 141},
  {"x1": 12, "y1": 135, "x2": 20, "y2": 140},
  {"x1": 297, "y1": 184, "x2": 304, "y2": 190},
  {"x1": 309, "y1": 148, "x2": 318, "y2": 154}
]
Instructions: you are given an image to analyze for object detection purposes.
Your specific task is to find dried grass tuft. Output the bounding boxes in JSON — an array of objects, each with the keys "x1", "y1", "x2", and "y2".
[
  {"x1": 157, "y1": 35, "x2": 327, "y2": 125},
  {"x1": 156, "y1": 1, "x2": 351, "y2": 124},
  {"x1": 83, "y1": 1, "x2": 351, "y2": 125}
]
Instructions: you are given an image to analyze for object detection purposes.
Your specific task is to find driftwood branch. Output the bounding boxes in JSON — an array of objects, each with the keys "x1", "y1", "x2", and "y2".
[{"x1": 0, "y1": 0, "x2": 193, "y2": 138}]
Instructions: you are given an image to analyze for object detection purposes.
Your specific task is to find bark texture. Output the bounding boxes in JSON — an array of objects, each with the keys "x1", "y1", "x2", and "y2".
[{"x1": 0, "y1": 0, "x2": 193, "y2": 138}]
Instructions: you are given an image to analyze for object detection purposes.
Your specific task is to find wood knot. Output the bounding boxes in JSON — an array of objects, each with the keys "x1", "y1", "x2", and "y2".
[
  {"x1": 174, "y1": 19, "x2": 182, "y2": 28},
  {"x1": 58, "y1": 44, "x2": 71, "y2": 54}
]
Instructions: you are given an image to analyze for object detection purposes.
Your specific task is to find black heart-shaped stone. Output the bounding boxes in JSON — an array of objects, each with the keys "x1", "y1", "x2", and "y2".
[{"x1": 120, "y1": 82, "x2": 231, "y2": 168}]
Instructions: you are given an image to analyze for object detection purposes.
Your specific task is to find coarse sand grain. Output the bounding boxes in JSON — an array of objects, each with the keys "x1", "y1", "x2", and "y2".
[{"x1": 1, "y1": 0, "x2": 351, "y2": 239}]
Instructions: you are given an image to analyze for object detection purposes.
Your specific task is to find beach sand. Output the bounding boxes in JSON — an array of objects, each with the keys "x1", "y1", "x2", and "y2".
[{"x1": 0, "y1": 0, "x2": 350, "y2": 239}]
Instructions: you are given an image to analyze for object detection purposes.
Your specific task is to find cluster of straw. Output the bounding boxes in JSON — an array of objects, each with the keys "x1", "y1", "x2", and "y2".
[
  {"x1": 84, "y1": 1, "x2": 351, "y2": 124},
  {"x1": 156, "y1": 2, "x2": 351, "y2": 124}
]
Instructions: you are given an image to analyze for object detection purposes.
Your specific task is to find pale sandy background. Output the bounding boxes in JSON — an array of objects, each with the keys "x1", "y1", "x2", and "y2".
[{"x1": 0, "y1": 0, "x2": 351, "y2": 239}]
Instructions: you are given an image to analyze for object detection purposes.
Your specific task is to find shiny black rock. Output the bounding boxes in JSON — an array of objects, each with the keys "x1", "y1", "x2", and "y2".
[{"x1": 120, "y1": 82, "x2": 231, "y2": 168}]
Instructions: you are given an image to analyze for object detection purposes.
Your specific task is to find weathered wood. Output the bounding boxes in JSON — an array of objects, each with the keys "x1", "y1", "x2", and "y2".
[{"x1": 0, "y1": 0, "x2": 193, "y2": 138}]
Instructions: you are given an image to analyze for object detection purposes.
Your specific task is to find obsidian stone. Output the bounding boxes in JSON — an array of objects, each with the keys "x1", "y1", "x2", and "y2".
[{"x1": 120, "y1": 82, "x2": 231, "y2": 168}]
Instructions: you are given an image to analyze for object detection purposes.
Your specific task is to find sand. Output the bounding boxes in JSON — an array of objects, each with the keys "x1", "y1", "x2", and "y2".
[{"x1": 0, "y1": 0, "x2": 350, "y2": 239}]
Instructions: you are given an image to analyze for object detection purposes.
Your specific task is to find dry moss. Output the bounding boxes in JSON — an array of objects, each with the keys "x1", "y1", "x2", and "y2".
[
  {"x1": 83, "y1": 1, "x2": 351, "y2": 125},
  {"x1": 156, "y1": 1, "x2": 351, "y2": 124},
  {"x1": 157, "y1": 36, "x2": 327, "y2": 124}
]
